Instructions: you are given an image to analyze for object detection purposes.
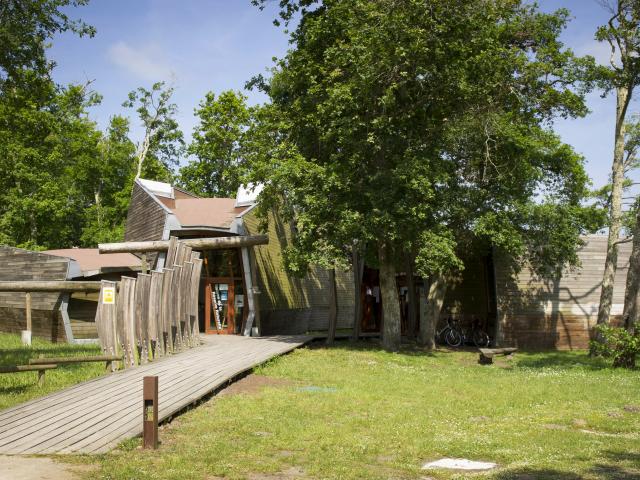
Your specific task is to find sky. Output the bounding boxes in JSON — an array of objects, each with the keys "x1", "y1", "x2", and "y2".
[{"x1": 49, "y1": 0, "x2": 639, "y2": 191}]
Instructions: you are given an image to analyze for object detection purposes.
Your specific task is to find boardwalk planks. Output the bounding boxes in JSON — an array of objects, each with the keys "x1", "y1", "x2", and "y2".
[{"x1": 0, "y1": 335, "x2": 311, "y2": 454}]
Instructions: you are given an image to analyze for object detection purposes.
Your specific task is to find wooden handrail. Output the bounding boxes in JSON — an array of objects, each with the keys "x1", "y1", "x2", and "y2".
[
  {"x1": 0, "y1": 364, "x2": 57, "y2": 373},
  {"x1": 0, "y1": 281, "x2": 104, "y2": 292},
  {"x1": 29, "y1": 355, "x2": 122, "y2": 365}
]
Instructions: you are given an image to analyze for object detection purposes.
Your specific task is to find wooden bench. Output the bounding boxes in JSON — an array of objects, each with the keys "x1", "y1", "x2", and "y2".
[
  {"x1": 478, "y1": 347, "x2": 517, "y2": 365},
  {"x1": 0, "y1": 364, "x2": 57, "y2": 386},
  {"x1": 29, "y1": 354, "x2": 123, "y2": 371}
]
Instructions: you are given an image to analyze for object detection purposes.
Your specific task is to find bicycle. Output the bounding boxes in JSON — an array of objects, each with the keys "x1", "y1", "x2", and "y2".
[
  {"x1": 449, "y1": 316, "x2": 490, "y2": 348},
  {"x1": 435, "y1": 316, "x2": 463, "y2": 347}
]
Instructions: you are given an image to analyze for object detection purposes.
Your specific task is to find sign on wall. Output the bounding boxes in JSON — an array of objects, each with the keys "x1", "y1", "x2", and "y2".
[{"x1": 102, "y1": 286, "x2": 116, "y2": 304}]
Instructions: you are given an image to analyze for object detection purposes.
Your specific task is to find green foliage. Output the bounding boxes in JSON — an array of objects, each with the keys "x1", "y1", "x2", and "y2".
[
  {"x1": 594, "y1": 0, "x2": 640, "y2": 91},
  {"x1": 0, "y1": 0, "x2": 94, "y2": 83},
  {"x1": 246, "y1": 0, "x2": 599, "y2": 278},
  {"x1": 78, "y1": 115, "x2": 136, "y2": 246},
  {"x1": 179, "y1": 90, "x2": 250, "y2": 197},
  {"x1": 123, "y1": 81, "x2": 184, "y2": 181},
  {"x1": 591, "y1": 324, "x2": 640, "y2": 368},
  {"x1": 0, "y1": 1, "x2": 135, "y2": 249}
]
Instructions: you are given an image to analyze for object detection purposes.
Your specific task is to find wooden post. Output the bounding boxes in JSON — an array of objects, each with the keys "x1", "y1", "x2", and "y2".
[
  {"x1": 142, "y1": 376, "x2": 159, "y2": 449},
  {"x1": 37, "y1": 354, "x2": 44, "y2": 386},
  {"x1": 326, "y1": 268, "x2": 338, "y2": 345},
  {"x1": 23, "y1": 292, "x2": 32, "y2": 346},
  {"x1": 141, "y1": 253, "x2": 148, "y2": 274}
]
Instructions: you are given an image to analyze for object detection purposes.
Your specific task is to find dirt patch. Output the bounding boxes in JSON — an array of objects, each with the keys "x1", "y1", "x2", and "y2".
[
  {"x1": 0, "y1": 455, "x2": 93, "y2": 480},
  {"x1": 624, "y1": 405, "x2": 640, "y2": 413},
  {"x1": 218, "y1": 375, "x2": 293, "y2": 397}
]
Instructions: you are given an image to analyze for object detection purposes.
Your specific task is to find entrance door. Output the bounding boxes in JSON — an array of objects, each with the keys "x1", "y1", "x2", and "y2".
[{"x1": 205, "y1": 278, "x2": 236, "y2": 334}]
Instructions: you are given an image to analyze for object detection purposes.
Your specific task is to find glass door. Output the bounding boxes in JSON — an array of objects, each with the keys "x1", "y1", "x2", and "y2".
[{"x1": 205, "y1": 278, "x2": 236, "y2": 334}]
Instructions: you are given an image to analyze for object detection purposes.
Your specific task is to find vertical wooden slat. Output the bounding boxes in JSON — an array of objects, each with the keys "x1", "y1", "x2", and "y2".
[
  {"x1": 174, "y1": 242, "x2": 185, "y2": 268},
  {"x1": 164, "y1": 236, "x2": 178, "y2": 269},
  {"x1": 148, "y1": 271, "x2": 163, "y2": 358},
  {"x1": 182, "y1": 262, "x2": 194, "y2": 347},
  {"x1": 172, "y1": 265, "x2": 183, "y2": 351},
  {"x1": 161, "y1": 268, "x2": 174, "y2": 353},
  {"x1": 135, "y1": 274, "x2": 151, "y2": 364},
  {"x1": 190, "y1": 257, "x2": 203, "y2": 343},
  {"x1": 95, "y1": 280, "x2": 118, "y2": 370},
  {"x1": 118, "y1": 277, "x2": 137, "y2": 367}
]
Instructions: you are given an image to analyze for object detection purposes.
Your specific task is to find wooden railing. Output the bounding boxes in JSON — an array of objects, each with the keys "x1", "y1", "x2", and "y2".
[{"x1": 95, "y1": 238, "x2": 203, "y2": 368}]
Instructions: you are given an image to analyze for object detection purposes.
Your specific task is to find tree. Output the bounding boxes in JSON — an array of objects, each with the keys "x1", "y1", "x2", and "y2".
[
  {"x1": 0, "y1": 78, "x2": 104, "y2": 249},
  {"x1": 248, "y1": 0, "x2": 599, "y2": 351},
  {"x1": 0, "y1": 1, "x2": 135, "y2": 249},
  {"x1": 0, "y1": 0, "x2": 94, "y2": 84},
  {"x1": 595, "y1": 0, "x2": 640, "y2": 329},
  {"x1": 123, "y1": 81, "x2": 184, "y2": 182},
  {"x1": 179, "y1": 90, "x2": 250, "y2": 197},
  {"x1": 620, "y1": 119, "x2": 640, "y2": 333},
  {"x1": 78, "y1": 115, "x2": 136, "y2": 246}
]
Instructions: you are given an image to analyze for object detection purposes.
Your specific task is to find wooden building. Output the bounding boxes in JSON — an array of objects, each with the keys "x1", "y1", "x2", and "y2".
[
  {"x1": 124, "y1": 179, "x2": 633, "y2": 350},
  {"x1": 1, "y1": 177, "x2": 626, "y2": 349},
  {"x1": 0, "y1": 246, "x2": 140, "y2": 342}
]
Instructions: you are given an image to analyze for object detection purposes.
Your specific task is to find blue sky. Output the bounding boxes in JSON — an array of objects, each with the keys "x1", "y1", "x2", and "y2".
[{"x1": 50, "y1": 0, "x2": 638, "y2": 190}]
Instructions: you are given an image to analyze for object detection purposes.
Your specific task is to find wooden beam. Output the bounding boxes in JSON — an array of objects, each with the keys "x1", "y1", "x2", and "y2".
[
  {"x1": 98, "y1": 235, "x2": 269, "y2": 254},
  {"x1": 0, "y1": 364, "x2": 57, "y2": 373},
  {"x1": 29, "y1": 355, "x2": 123, "y2": 365},
  {"x1": 0, "y1": 281, "x2": 104, "y2": 292}
]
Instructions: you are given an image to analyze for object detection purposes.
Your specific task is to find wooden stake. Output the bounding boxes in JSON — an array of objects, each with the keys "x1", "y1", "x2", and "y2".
[{"x1": 24, "y1": 292, "x2": 32, "y2": 346}]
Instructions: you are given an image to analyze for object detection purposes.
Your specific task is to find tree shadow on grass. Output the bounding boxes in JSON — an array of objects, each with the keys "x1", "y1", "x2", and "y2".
[
  {"x1": 0, "y1": 385, "x2": 29, "y2": 395},
  {"x1": 0, "y1": 346, "x2": 99, "y2": 365},
  {"x1": 513, "y1": 351, "x2": 613, "y2": 371},
  {"x1": 308, "y1": 337, "x2": 446, "y2": 358},
  {"x1": 492, "y1": 451, "x2": 640, "y2": 480},
  {"x1": 492, "y1": 468, "x2": 583, "y2": 479}
]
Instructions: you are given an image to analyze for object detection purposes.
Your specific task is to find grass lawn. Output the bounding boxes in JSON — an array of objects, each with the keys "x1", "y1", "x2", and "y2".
[
  {"x1": 0, "y1": 332, "x2": 104, "y2": 410},
  {"x1": 78, "y1": 342, "x2": 640, "y2": 480}
]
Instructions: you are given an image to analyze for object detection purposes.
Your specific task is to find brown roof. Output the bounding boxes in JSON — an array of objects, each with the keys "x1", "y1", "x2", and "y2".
[
  {"x1": 168, "y1": 198, "x2": 249, "y2": 229},
  {"x1": 44, "y1": 249, "x2": 141, "y2": 273}
]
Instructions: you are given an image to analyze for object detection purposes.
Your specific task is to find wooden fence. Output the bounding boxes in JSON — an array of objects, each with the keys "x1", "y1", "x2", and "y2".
[{"x1": 94, "y1": 239, "x2": 203, "y2": 368}]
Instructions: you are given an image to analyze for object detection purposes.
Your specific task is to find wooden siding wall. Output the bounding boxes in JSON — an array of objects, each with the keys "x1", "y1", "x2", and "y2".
[
  {"x1": 441, "y1": 256, "x2": 491, "y2": 323},
  {"x1": 495, "y1": 235, "x2": 630, "y2": 350},
  {"x1": 0, "y1": 246, "x2": 69, "y2": 341},
  {"x1": 242, "y1": 209, "x2": 355, "y2": 334},
  {"x1": 68, "y1": 292, "x2": 99, "y2": 339},
  {"x1": 124, "y1": 182, "x2": 168, "y2": 266}
]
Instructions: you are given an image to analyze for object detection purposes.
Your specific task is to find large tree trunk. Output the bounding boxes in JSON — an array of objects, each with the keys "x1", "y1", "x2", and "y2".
[
  {"x1": 418, "y1": 274, "x2": 447, "y2": 349},
  {"x1": 597, "y1": 85, "x2": 631, "y2": 327},
  {"x1": 622, "y1": 208, "x2": 640, "y2": 334},
  {"x1": 405, "y1": 255, "x2": 417, "y2": 340},
  {"x1": 351, "y1": 245, "x2": 364, "y2": 341},
  {"x1": 326, "y1": 268, "x2": 338, "y2": 345},
  {"x1": 379, "y1": 242, "x2": 401, "y2": 351}
]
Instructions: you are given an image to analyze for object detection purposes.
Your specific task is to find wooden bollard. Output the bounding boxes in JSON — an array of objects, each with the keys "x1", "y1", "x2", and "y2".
[{"x1": 143, "y1": 376, "x2": 158, "y2": 449}]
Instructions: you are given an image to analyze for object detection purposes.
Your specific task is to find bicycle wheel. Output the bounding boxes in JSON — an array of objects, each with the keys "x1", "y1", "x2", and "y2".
[
  {"x1": 473, "y1": 329, "x2": 490, "y2": 347},
  {"x1": 445, "y1": 328, "x2": 462, "y2": 347}
]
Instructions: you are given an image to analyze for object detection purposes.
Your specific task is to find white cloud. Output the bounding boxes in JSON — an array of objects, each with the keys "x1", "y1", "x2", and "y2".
[
  {"x1": 575, "y1": 38, "x2": 619, "y2": 67},
  {"x1": 107, "y1": 41, "x2": 175, "y2": 81}
]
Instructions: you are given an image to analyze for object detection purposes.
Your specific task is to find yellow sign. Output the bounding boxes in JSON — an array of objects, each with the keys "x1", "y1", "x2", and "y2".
[{"x1": 102, "y1": 287, "x2": 115, "y2": 305}]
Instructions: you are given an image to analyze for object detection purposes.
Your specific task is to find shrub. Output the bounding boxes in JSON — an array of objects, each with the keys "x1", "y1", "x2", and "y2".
[{"x1": 590, "y1": 325, "x2": 640, "y2": 369}]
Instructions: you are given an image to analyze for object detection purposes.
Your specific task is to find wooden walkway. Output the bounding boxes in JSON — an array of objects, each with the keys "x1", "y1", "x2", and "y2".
[{"x1": 0, "y1": 335, "x2": 310, "y2": 454}]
